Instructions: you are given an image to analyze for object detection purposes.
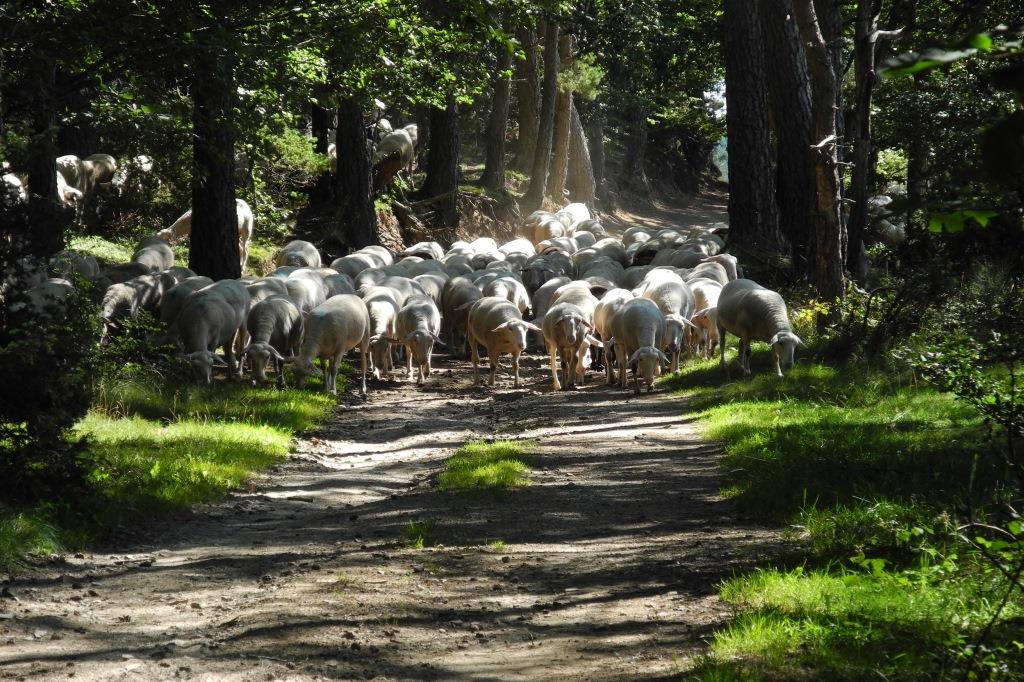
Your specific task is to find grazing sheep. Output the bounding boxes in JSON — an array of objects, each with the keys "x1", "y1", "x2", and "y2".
[
  {"x1": 441, "y1": 276, "x2": 483, "y2": 357},
  {"x1": 361, "y1": 285, "x2": 401, "y2": 379},
  {"x1": 101, "y1": 262, "x2": 153, "y2": 284},
  {"x1": 390, "y1": 295, "x2": 442, "y2": 385},
  {"x1": 641, "y1": 279, "x2": 697, "y2": 374},
  {"x1": 160, "y1": 276, "x2": 215, "y2": 328},
  {"x1": 275, "y1": 239, "x2": 322, "y2": 269},
  {"x1": 687, "y1": 279, "x2": 723, "y2": 357},
  {"x1": 285, "y1": 275, "x2": 327, "y2": 313},
  {"x1": 288, "y1": 294, "x2": 370, "y2": 395},
  {"x1": 244, "y1": 295, "x2": 303, "y2": 388},
  {"x1": 716, "y1": 279, "x2": 803, "y2": 377},
  {"x1": 609, "y1": 297, "x2": 667, "y2": 394},
  {"x1": 245, "y1": 277, "x2": 290, "y2": 307},
  {"x1": 466, "y1": 296, "x2": 542, "y2": 388},
  {"x1": 155, "y1": 199, "x2": 254, "y2": 271},
  {"x1": 175, "y1": 281, "x2": 250, "y2": 385},
  {"x1": 132, "y1": 236, "x2": 174, "y2": 272},
  {"x1": 413, "y1": 272, "x2": 448, "y2": 306},
  {"x1": 685, "y1": 261, "x2": 729, "y2": 287},
  {"x1": 542, "y1": 288, "x2": 601, "y2": 391}
]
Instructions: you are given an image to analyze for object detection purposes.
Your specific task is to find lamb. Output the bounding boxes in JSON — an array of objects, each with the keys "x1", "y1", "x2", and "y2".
[
  {"x1": 243, "y1": 295, "x2": 304, "y2": 388},
  {"x1": 132, "y1": 236, "x2": 174, "y2": 272},
  {"x1": 175, "y1": 280, "x2": 250, "y2": 384},
  {"x1": 441, "y1": 276, "x2": 483, "y2": 357},
  {"x1": 716, "y1": 279, "x2": 803, "y2": 377},
  {"x1": 466, "y1": 297, "x2": 543, "y2": 388},
  {"x1": 609, "y1": 297, "x2": 668, "y2": 394},
  {"x1": 275, "y1": 239, "x2": 322, "y2": 269},
  {"x1": 390, "y1": 295, "x2": 442, "y2": 385},
  {"x1": 641, "y1": 279, "x2": 697, "y2": 373},
  {"x1": 157, "y1": 199, "x2": 255, "y2": 271},
  {"x1": 288, "y1": 294, "x2": 370, "y2": 395}
]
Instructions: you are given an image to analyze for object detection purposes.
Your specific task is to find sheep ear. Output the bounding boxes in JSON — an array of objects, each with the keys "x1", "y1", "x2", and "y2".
[
  {"x1": 431, "y1": 334, "x2": 445, "y2": 345},
  {"x1": 794, "y1": 334, "x2": 806, "y2": 348},
  {"x1": 770, "y1": 332, "x2": 785, "y2": 346},
  {"x1": 656, "y1": 349, "x2": 669, "y2": 363},
  {"x1": 585, "y1": 334, "x2": 604, "y2": 348},
  {"x1": 212, "y1": 353, "x2": 229, "y2": 366},
  {"x1": 491, "y1": 321, "x2": 512, "y2": 332},
  {"x1": 270, "y1": 347, "x2": 286, "y2": 361},
  {"x1": 580, "y1": 319, "x2": 594, "y2": 330},
  {"x1": 628, "y1": 349, "x2": 641, "y2": 366},
  {"x1": 522, "y1": 321, "x2": 543, "y2": 333}
]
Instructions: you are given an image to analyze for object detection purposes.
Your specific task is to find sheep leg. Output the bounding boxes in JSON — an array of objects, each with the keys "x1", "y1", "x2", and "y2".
[
  {"x1": 741, "y1": 338, "x2": 752, "y2": 377},
  {"x1": 406, "y1": 344, "x2": 414, "y2": 381},
  {"x1": 605, "y1": 342, "x2": 616, "y2": 385},
  {"x1": 470, "y1": 335, "x2": 481, "y2": 385},
  {"x1": 619, "y1": 344, "x2": 630, "y2": 390},
  {"x1": 488, "y1": 349, "x2": 498, "y2": 386},
  {"x1": 512, "y1": 350, "x2": 521, "y2": 388},
  {"x1": 547, "y1": 342, "x2": 562, "y2": 391},
  {"x1": 671, "y1": 348, "x2": 679, "y2": 374},
  {"x1": 719, "y1": 325, "x2": 728, "y2": 374},
  {"x1": 326, "y1": 356, "x2": 338, "y2": 394},
  {"x1": 276, "y1": 357, "x2": 287, "y2": 389},
  {"x1": 359, "y1": 346, "x2": 368, "y2": 396}
]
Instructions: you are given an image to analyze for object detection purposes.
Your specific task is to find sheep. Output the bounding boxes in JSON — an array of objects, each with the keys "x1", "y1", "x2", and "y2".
[
  {"x1": 572, "y1": 231, "x2": 597, "y2": 249},
  {"x1": 408, "y1": 259, "x2": 449, "y2": 278},
  {"x1": 361, "y1": 285, "x2": 401, "y2": 379},
  {"x1": 100, "y1": 273, "x2": 167, "y2": 336},
  {"x1": 641, "y1": 279, "x2": 697, "y2": 374},
  {"x1": 390, "y1": 295, "x2": 442, "y2": 385},
  {"x1": 529, "y1": 276, "x2": 572, "y2": 330},
  {"x1": 700, "y1": 253, "x2": 741, "y2": 281},
  {"x1": 360, "y1": 245, "x2": 394, "y2": 267},
  {"x1": 466, "y1": 296, "x2": 542, "y2": 388},
  {"x1": 275, "y1": 239, "x2": 322, "y2": 269},
  {"x1": 132, "y1": 236, "x2": 174, "y2": 272},
  {"x1": 402, "y1": 241, "x2": 445, "y2": 261},
  {"x1": 284, "y1": 276, "x2": 326, "y2": 313},
  {"x1": 331, "y1": 253, "x2": 377, "y2": 279},
  {"x1": 685, "y1": 261, "x2": 730, "y2": 287},
  {"x1": 243, "y1": 295, "x2": 303, "y2": 388},
  {"x1": 716, "y1": 279, "x2": 804, "y2": 377},
  {"x1": 288, "y1": 294, "x2": 370, "y2": 395},
  {"x1": 413, "y1": 272, "x2": 448, "y2": 306},
  {"x1": 83, "y1": 154, "x2": 117, "y2": 188},
  {"x1": 21, "y1": 278, "x2": 75, "y2": 317},
  {"x1": 609, "y1": 297, "x2": 668, "y2": 394},
  {"x1": 372, "y1": 126, "x2": 417, "y2": 191},
  {"x1": 156, "y1": 200, "x2": 253, "y2": 271},
  {"x1": 483, "y1": 275, "x2": 531, "y2": 316},
  {"x1": 49, "y1": 250, "x2": 100, "y2": 280},
  {"x1": 109, "y1": 154, "x2": 154, "y2": 196},
  {"x1": 175, "y1": 281, "x2": 250, "y2": 384},
  {"x1": 533, "y1": 216, "x2": 567, "y2": 245},
  {"x1": 160, "y1": 276, "x2": 215, "y2": 328},
  {"x1": 555, "y1": 202, "x2": 590, "y2": 228},
  {"x1": 2, "y1": 172, "x2": 27, "y2": 204},
  {"x1": 377, "y1": 276, "x2": 426, "y2": 308},
  {"x1": 593, "y1": 288, "x2": 635, "y2": 385},
  {"x1": 101, "y1": 262, "x2": 152, "y2": 284},
  {"x1": 441, "y1": 276, "x2": 483, "y2": 357},
  {"x1": 246, "y1": 276, "x2": 290, "y2": 308},
  {"x1": 687, "y1": 279, "x2": 723, "y2": 357},
  {"x1": 542, "y1": 286, "x2": 601, "y2": 391}
]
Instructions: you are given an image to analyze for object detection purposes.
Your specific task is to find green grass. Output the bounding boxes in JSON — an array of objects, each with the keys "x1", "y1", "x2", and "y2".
[
  {"x1": 68, "y1": 235, "x2": 135, "y2": 264},
  {"x1": 663, "y1": 349, "x2": 1021, "y2": 680},
  {"x1": 402, "y1": 519, "x2": 439, "y2": 549},
  {"x1": 0, "y1": 380, "x2": 335, "y2": 570},
  {"x1": 437, "y1": 440, "x2": 534, "y2": 492},
  {"x1": 486, "y1": 539, "x2": 508, "y2": 553}
]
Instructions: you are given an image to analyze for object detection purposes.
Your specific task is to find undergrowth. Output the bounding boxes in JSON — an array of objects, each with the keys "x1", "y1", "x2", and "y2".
[{"x1": 437, "y1": 440, "x2": 534, "y2": 492}]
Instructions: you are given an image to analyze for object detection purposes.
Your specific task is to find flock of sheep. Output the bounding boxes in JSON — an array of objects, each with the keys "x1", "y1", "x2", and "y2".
[{"x1": 14, "y1": 196, "x2": 803, "y2": 397}]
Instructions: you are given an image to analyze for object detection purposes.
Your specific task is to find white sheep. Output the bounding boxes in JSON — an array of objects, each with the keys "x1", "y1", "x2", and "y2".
[
  {"x1": 716, "y1": 279, "x2": 803, "y2": 377},
  {"x1": 542, "y1": 289, "x2": 601, "y2": 391},
  {"x1": 275, "y1": 239, "x2": 322, "y2": 269},
  {"x1": 441, "y1": 276, "x2": 483, "y2": 357},
  {"x1": 157, "y1": 199, "x2": 255, "y2": 271},
  {"x1": 389, "y1": 295, "x2": 442, "y2": 385},
  {"x1": 361, "y1": 285, "x2": 401, "y2": 379},
  {"x1": 609, "y1": 297, "x2": 667, "y2": 394},
  {"x1": 132, "y1": 236, "x2": 174, "y2": 272},
  {"x1": 243, "y1": 295, "x2": 303, "y2": 388},
  {"x1": 288, "y1": 294, "x2": 370, "y2": 395},
  {"x1": 593, "y1": 288, "x2": 635, "y2": 385},
  {"x1": 466, "y1": 296, "x2": 542, "y2": 388},
  {"x1": 641, "y1": 279, "x2": 697, "y2": 374},
  {"x1": 175, "y1": 280, "x2": 250, "y2": 384}
]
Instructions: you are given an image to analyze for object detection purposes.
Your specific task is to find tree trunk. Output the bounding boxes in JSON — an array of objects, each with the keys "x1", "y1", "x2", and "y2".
[
  {"x1": 523, "y1": 18, "x2": 559, "y2": 212},
  {"x1": 846, "y1": 0, "x2": 881, "y2": 280},
  {"x1": 190, "y1": 34, "x2": 239, "y2": 281},
  {"x1": 815, "y1": 0, "x2": 847, "y2": 257},
  {"x1": 26, "y1": 56, "x2": 64, "y2": 258},
  {"x1": 334, "y1": 97, "x2": 378, "y2": 249},
  {"x1": 583, "y1": 103, "x2": 609, "y2": 203},
  {"x1": 761, "y1": 0, "x2": 816, "y2": 277},
  {"x1": 310, "y1": 102, "x2": 334, "y2": 203},
  {"x1": 723, "y1": 0, "x2": 784, "y2": 253},
  {"x1": 513, "y1": 23, "x2": 540, "y2": 171},
  {"x1": 793, "y1": 0, "x2": 845, "y2": 307},
  {"x1": 546, "y1": 33, "x2": 573, "y2": 202},
  {"x1": 480, "y1": 36, "x2": 514, "y2": 192},
  {"x1": 623, "y1": 105, "x2": 652, "y2": 196},
  {"x1": 566, "y1": 100, "x2": 596, "y2": 207},
  {"x1": 420, "y1": 101, "x2": 460, "y2": 229}
]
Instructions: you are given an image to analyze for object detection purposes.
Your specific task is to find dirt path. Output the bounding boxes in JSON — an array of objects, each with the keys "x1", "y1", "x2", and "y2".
[{"x1": 0, "y1": 193, "x2": 781, "y2": 681}]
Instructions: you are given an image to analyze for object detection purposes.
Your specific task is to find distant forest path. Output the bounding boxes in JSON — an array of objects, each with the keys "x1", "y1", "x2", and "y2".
[{"x1": 0, "y1": 192, "x2": 781, "y2": 682}]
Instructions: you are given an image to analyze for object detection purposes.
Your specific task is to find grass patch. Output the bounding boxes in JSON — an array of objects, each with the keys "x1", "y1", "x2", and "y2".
[
  {"x1": 68, "y1": 235, "x2": 135, "y2": 264},
  {"x1": 437, "y1": 440, "x2": 533, "y2": 492},
  {"x1": 0, "y1": 380, "x2": 335, "y2": 569},
  {"x1": 246, "y1": 241, "x2": 278, "y2": 276},
  {"x1": 666, "y1": 350, "x2": 1021, "y2": 679},
  {"x1": 402, "y1": 519, "x2": 438, "y2": 549},
  {"x1": 487, "y1": 539, "x2": 508, "y2": 553}
]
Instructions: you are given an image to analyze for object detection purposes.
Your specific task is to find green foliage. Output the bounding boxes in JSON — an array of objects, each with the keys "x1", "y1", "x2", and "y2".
[
  {"x1": 67, "y1": 235, "x2": 135, "y2": 264},
  {"x1": 0, "y1": 512, "x2": 63, "y2": 573},
  {"x1": 402, "y1": 519, "x2": 439, "y2": 549},
  {"x1": 874, "y1": 148, "x2": 907, "y2": 187},
  {"x1": 559, "y1": 53, "x2": 604, "y2": 100},
  {"x1": 437, "y1": 440, "x2": 533, "y2": 491}
]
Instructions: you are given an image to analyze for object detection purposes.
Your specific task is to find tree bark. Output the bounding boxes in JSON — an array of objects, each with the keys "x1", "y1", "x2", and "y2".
[
  {"x1": 190, "y1": 33, "x2": 239, "y2": 281},
  {"x1": 583, "y1": 103, "x2": 609, "y2": 203},
  {"x1": 793, "y1": 0, "x2": 846, "y2": 306},
  {"x1": 420, "y1": 101, "x2": 460, "y2": 229},
  {"x1": 25, "y1": 56, "x2": 64, "y2": 258},
  {"x1": 480, "y1": 36, "x2": 514, "y2": 192},
  {"x1": 513, "y1": 23, "x2": 540, "y2": 172},
  {"x1": 761, "y1": 0, "x2": 816, "y2": 277},
  {"x1": 623, "y1": 105, "x2": 652, "y2": 196},
  {"x1": 815, "y1": 0, "x2": 847, "y2": 255},
  {"x1": 523, "y1": 18, "x2": 559, "y2": 212},
  {"x1": 846, "y1": 0, "x2": 884, "y2": 280},
  {"x1": 566, "y1": 100, "x2": 596, "y2": 207},
  {"x1": 546, "y1": 33, "x2": 573, "y2": 202},
  {"x1": 723, "y1": 0, "x2": 784, "y2": 253},
  {"x1": 310, "y1": 101, "x2": 334, "y2": 203},
  {"x1": 334, "y1": 97, "x2": 378, "y2": 249}
]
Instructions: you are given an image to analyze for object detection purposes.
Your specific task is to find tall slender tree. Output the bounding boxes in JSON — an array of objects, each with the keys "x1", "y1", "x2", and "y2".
[
  {"x1": 334, "y1": 97, "x2": 378, "y2": 248},
  {"x1": 513, "y1": 23, "x2": 540, "y2": 171},
  {"x1": 420, "y1": 100, "x2": 460, "y2": 229},
  {"x1": 546, "y1": 33, "x2": 574, "y2": 202},
  {"x1": 480, "y1": 31, "x2": 514, "y2": 192},
  {"x1": 523, "y1": 17, "x2": 559, "y2": 211}
]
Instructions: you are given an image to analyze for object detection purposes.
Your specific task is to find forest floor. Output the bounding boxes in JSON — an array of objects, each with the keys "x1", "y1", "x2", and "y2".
[{"x1": 0, "y1": 191, "x2": 785, "y2": 681}]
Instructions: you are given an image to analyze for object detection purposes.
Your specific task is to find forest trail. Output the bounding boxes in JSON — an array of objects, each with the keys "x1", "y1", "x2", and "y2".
[{"x1": 0, "y1": 193, "x2": 782, "y2": 682}]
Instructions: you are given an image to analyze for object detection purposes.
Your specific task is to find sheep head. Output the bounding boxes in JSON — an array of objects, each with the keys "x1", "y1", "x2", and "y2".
[
  {"x1": 244, "y1": 342, "x2": 285, "y2": 384},
  {"x1": 769, "y1": 331, "x2": 804, "y2": 376},
  {"x1": 628, "y1": 346, "x2": 668, "y2": 394},
  {"x1": 185, "y1": 350, "x2": 227, "y2": 385}
]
